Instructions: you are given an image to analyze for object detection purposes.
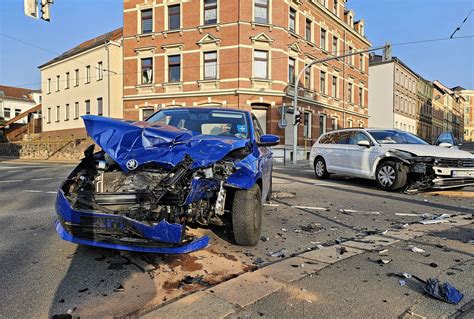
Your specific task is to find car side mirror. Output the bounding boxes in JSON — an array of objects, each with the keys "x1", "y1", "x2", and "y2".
[
  {"x1": 257, "y1": 134, "x2": 280, "y2": 147},
  {"x1": 438, "y1": 142, "x2": 453, "y2": 148},
  {"x1": 357, "y1": 140, "x2": 371, "y2": 148}
]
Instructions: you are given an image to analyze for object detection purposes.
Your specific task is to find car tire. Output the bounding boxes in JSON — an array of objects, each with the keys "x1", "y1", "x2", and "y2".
[
  {"x1": 232, "y1": 184, "x2": 262, "y2": 246},
  {"x1": 375, "y1": 160, "x2": 407, "y2": 191},
  {"x1": 314, "y1": 157, "x2": 330, "y2": 179}
]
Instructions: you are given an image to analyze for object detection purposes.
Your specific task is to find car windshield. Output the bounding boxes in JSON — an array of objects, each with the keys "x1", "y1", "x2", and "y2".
[
  {"x1": 146, "y1": 108, "x2": 250, "y2": 139},
  {"x1": 368, "y1": 130, "x2": 428, "y2": 145}
]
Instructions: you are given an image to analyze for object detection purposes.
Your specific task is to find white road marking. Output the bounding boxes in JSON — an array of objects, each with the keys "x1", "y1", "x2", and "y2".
[
  {"x1": 0, "y1": 170, "x2": 23, "y2": 174},
  {"x1": 0, "y1": 180, "x2": 23, "y2": 183},
  {"x1": 46, "y1": 191, "x2": 57, "y2": 194},
  {"x1": 23, "y1": 190, "x2": 43, "y2": 193},
  {"x1": 291, "y1": 205, "x2": 329, "y2": 211},
  {"x1": 31, "y1": 178, "x2": 53, "y2": 181}
]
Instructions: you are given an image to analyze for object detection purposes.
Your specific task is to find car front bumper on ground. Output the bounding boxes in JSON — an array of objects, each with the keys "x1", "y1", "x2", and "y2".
[{"x1": 55, "y1": 190, "x2": 210, "y2": 254}]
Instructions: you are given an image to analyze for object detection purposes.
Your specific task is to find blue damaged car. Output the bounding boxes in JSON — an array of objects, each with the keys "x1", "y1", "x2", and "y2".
[{"x1": 55, "y1": 108, "x2": 279, "y2": 253}]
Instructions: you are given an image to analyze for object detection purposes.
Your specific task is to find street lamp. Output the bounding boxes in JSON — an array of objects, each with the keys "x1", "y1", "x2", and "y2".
[{"x1": 291, "y1": 43, "x2": 391, "y2": 165}]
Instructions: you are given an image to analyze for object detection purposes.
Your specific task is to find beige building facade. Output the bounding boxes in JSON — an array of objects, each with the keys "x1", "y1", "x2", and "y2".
[
  {"x1": 39, "y1": 28, "x2": 123, "y2": 140},
  {"x1": 368, "y1": 55, "x2": 418, "y2": 133}
]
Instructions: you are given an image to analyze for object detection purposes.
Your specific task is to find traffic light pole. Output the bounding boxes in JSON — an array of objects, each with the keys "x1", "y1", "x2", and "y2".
[{"x1": 292, "y1": 43, "x2": 390, "y2": 165}]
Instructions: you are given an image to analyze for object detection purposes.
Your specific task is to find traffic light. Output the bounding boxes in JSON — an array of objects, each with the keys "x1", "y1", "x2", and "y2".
[
  {"x1": 383, "y1": 42, "x2": 392, "y2": 61},
  {"x1": 24, "y1": 0, "x2": 38, "y2": 19},
  {"x1": 40, "y1": 0, "x2": 53, "y2": 22},
  {"x1": 294, "y1": 110, "x2": 301, "y2": 125}
]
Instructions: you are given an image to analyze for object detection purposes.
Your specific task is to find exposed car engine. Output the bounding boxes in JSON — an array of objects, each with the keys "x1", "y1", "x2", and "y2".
[{"x1": 61, "y1": 146, "x2": 236, "y2": 229}]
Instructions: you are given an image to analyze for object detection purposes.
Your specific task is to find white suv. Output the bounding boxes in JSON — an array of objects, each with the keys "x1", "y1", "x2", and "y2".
[{"x1": 309, "y1": 128, "x2": 474, "y2": 191}]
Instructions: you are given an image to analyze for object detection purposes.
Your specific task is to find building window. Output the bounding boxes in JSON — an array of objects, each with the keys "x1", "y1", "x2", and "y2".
[
  {"x1": 253, "y1": 50, "x2": 268, "y2": 79},
  {"x1": 47, "y1": 78, "x2": 51, "y2": 94},
  {"x1": 204, "y1": 0, "x2": 217, "y2": 25},
  {"x1": 320, "y1": 28, "x2": 327, "y2": 51},
  {"x1": 288, "y1": 57, "x2": 295, "y2": 85},
  {"x1": 348, "y1": 83, "x2": 353, "y2": 103},
  {"x1": 204, "y1": 51, "x2": 218, "y2": 79},
  {"x1": 320, "y1": 71, "x2": 326, "y2": 94},
  {"x1": 141, "y1": 58, "x2": 153, "y2": 84},
  {"x1": 74, "y1": 69, "x2": 79, "y2": 86},
  {"x1": 254, "y1": 0, "x2": 269, "y2": 24},
  {"x1": 56, "y1": 105, "x2": 60, "y2": 122},
  {"x1": 303, "y1": 112, "x2": 312, "y2": 138},
  {"x1": 4, "y1": 107, "x2": 10, "y2": 119},
  {"x1": 348, "y1": 46, "x2": 353, "y2": 65},
  {"x1": 333, "y1": 0, "x2": 338, "y2": 15},
  {"x1": 332, "y1": 76, "x2": 337, "y2": 98},
  {"x1": 168, "y1": 55, "x2": 181, "y2": 82},
  {"x1": 289, "y1": 7, "x2": 296, "y2": 33},
  {"x1": 85, "y1": 65, "x2": 90, "y2": 83},
  {"x1": 56, "y1": 75, "x2": 60, "y2": 91},
  {"x1": 168, "y1": 4, "x2": 181, "y2": 30},
  {"x1": 332, "y1": 117, "x2": 338, "y2": 130},
  {"x1": 97, "y1": 61, "x2": 103, "y2": 80},
  {"x1": 142, "y1": 108, "x2": 155, "y2": 120},
  {"x1": 65, "y1": 104, "x2": 70, "y2": 120},
  {"x1": 65, "y1": 72, "x2": 70, "y2": 89},
  {"x1": 319, "y1": 115, "x2": 326, "y2": 136},
  {"x1": 74, "y1": 102, "x2": 79, "y2": 119},
  {"x1": 359, "y1": 87, "x2": 363, "y2": 107},
  {"x1": 47, "y1": 107, "x2": 51, "y2": 123},
  {"x1": 305, "y1": 18, "x2": 312, "y2": 42},
  {"x1": 97, "y1": 98, "x2": 103, "y2": 116},
  {"x1": 348, "y1": 119, "x2": 353, "y2": 128},
  {"x1": 332, "y1": 36, "x2": 338, "y2": 53},
  {"x1": 85, "y1": 100, "x2": 90, "y2": 115},
  {"x1": 15, "y1": 109, "x2": 21, "y2": 117},
  {"x1": 304, "y1": 65, "x2": 311, "y2": 89},
  {"x1": 141, "y1": 9, "x2": 153, "y2": 34}
]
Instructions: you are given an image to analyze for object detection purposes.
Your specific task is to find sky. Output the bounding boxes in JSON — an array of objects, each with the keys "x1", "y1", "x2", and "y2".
[{"x1": 0, "y1": 0, "x2": 473, "y2": 90}]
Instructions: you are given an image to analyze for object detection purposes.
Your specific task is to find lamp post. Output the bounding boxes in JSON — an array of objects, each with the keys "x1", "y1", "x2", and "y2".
[{"x1": 291, "y1": 43, "x2": 390, "y2": 165}]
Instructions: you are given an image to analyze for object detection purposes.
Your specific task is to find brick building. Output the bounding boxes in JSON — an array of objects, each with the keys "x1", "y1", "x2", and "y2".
[
  {"x1": 416, "y1": 78, "x2": 433, "y2": 142},
  {"x1": 123, "y1": 0, "x2": 370, "y2": 159},
  {"x1": 455, "y1": 88, "x2": 474, "y2": 142}
]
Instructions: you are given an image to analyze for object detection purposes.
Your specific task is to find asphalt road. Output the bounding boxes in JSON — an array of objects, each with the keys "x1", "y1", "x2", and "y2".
[{"x1": 0, "y1": 160, "x2": 473, "y2": 318}]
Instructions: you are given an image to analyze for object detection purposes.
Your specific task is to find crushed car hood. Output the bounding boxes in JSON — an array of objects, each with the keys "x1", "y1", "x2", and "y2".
[
  {"x1": 380, "y1": 144, "x2": 474, "y2": 159},
  {"x1": 82, "y1": 115, "x2": 250, "y2": 171}
]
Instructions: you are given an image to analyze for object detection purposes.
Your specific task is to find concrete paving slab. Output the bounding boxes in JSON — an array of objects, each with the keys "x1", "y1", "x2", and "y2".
[
  {"x1": 342, "y1": 235, "x2": 399, "y2": 251},
  {"x1": 257, "y1": 257, "x2": 329, "y2": 283},
  {"x1": 408, "y1": 222, "x2": 456, "y2": 233},
  {"x1": 447, "y1": 215, "x2": 474, "y2": 227},
  {"x1": 299, "y1": 245, "x2": 363, "y2": 264},
  {"x1": 141, "y1": 291, "x2": 237, "y2": 319},
  {"x1": 210, "y1": 272, "x2": 284, "y2": 308}
]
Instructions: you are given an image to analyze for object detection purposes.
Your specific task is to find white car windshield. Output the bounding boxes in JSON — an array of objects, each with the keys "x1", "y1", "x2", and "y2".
[{"x1": 368, "y1": 130, "x2": 428, "y2": 145}]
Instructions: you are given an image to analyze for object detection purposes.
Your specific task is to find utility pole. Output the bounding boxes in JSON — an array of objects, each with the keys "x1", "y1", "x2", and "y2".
[{"x1": 292, "y1": 43, "x2": 391, "y2": 165}]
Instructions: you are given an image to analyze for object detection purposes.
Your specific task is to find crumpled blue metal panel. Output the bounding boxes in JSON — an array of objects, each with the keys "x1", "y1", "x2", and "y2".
[
  {"x1": 183, "y1": 178, "x2": 221, "y2": 205},
  {"x1": 55, "y1": 221, "x2": 210, "y2": 254},
  {"x1": 55, "y1": 190, "x2": 210, "y2": 252},
  {"x1": 82, "y1": 115, "x2": 250, "y2": 172}
]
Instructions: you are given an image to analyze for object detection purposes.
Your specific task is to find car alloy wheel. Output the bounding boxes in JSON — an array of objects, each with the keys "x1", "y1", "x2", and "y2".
[
  {"x1": 377, "y1": 165, "x2": 396, "y2": 187},
  {"x1": 315, "y1": 160, "x2": 325, "y2": 177}
]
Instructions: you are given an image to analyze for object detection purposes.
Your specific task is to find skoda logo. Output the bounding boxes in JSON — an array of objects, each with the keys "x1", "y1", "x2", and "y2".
[{"x1": 126, "y1": 159, "x2": 138, "y2": 170}]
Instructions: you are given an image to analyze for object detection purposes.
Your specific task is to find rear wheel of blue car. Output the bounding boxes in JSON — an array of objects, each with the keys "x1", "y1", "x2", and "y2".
[{"x1": 232, "y1": 184, "x2": 262, "y2": 246}]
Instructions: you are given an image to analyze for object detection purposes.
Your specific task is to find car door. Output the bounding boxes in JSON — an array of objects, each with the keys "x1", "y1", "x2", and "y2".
[
  {"x1": 330, "y1": 130, "x2": 353, "y2": 173},
  {"x1": 316, "y1": 132, "x2": 339, "y2": 173},
  {"x1": 347, "y1": 131, "x2": 377, "y2": 177},
  {"x1": 252, "y1": 114, "x2": 271, "y2": 200}
]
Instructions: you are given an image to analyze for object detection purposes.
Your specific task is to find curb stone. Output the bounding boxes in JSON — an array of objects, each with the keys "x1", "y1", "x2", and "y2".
[{"x1": 140, "y1": 214, "x2": 473, "y2": 318}]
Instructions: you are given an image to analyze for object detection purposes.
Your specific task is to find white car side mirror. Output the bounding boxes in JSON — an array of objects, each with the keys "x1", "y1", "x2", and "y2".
[
  {"x1": 438, "y1": 142, "x2": 453, "y2": 148},
  {"x1": 357, "y1": 140, "x2": 371, "y2": 148}
]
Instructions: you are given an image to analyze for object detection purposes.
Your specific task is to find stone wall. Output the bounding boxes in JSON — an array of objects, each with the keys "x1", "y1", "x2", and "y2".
[{"x1": 0, "y1": 138, "x2": 96, "y2": 161}]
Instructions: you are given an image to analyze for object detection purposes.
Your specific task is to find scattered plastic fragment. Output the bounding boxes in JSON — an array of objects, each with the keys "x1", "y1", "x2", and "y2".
[
  {"x1": 399, "y1": 279, "x2": 406, "y2": 286},
  {"x1": 418, "y1": 219, "x2": 449, "y2": 225},
  {"x1": 291, "y1": 205, "x2": 329, "y2": 211},
  {"x1": 300, "y1": 223, "x2": 324, "y2": 232},
  {"x1": 337, "y1": 247, "x2": 348, "y2": 255},
  {"x1": 281, "y1": 228, "x2": 288, "y2": 232},
  {"x1": 379, "y1": 249, "x2": 389, "y2": 256},
  {"x1": 268, "y1": 248, "x2": 288, "y2": 258},
  {"x1": 378, "y1": 259, "x2": 392, "y2": 264},
  {"x1": 260, "y1": 236, "x2": 269, "y2": 242},
  {"x1": 253, "y1": 257, "x2": 264, "y2": 265},
  {"x1": 411, "y1": 247, "x2": 425, "y2": 253},
  {"x1": 425, "y1": 278, "x2": 464, "y2": 304},
  {"x1": 429, "y1": 262, "x2": 438, "y2": 268},
  {"x1": 395, "y1": 213, "x2": 420, "y2": 217},
  {"x1": 113, "y1": 284, "x2": 125, "y2": 293}
]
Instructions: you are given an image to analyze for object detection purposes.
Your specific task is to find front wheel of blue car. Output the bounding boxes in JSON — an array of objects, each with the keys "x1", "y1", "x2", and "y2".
[{"x1": 232, "y1": 184, "x2": 262, "y2": 246}]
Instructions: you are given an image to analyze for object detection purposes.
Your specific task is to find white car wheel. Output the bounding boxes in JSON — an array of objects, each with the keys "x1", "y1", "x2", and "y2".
[{"x1": 377, "y1": 166, "x2": 396, "y2": 187}]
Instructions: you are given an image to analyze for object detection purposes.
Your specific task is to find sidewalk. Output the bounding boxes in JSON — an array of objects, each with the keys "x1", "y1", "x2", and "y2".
[
  {"x1": 0, "y1": 157, "x2": 78, "y2": 165},
  {"x1": 141, "y1": 215, "x2": 473, "y2": 319}
]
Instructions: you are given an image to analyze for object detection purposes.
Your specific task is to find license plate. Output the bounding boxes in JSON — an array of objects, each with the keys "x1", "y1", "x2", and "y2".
[{"x1": 452, "y1": 170, "x2": 474, "y2": 178}]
